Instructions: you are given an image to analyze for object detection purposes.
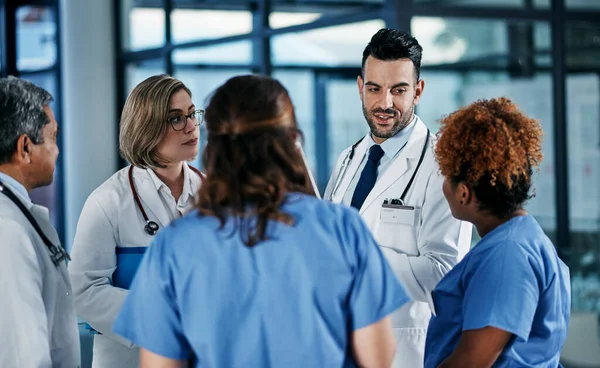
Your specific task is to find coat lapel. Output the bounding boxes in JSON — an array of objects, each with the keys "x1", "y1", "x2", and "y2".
[
  {"x1": 359, "y1": 118, "x2": 430, "y2": 214},
  {"x1": 132, "y1": 167, "x2": 171, "y2": 228},
  {"x1": 332, "y1": 136, "x2": 370, "y2": 203}
]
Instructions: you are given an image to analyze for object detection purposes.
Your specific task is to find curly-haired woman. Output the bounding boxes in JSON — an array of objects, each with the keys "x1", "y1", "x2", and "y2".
[{"x1": 424, "y1": 97, "x2": 571, "y2": 368}]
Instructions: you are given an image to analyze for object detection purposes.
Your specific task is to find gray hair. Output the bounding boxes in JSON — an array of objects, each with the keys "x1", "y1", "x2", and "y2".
[{"x1": 0, "y1": 76, "x2": 54, "y2": 164}]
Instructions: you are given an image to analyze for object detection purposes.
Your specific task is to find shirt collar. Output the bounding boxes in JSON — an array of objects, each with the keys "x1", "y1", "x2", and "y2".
[
  {"x1": 0, "y1": 171, "x2": 31, "y2": 203},
  {"x1": 367, "y1": 115, "x2": 418, "y2": 159},
  {"x1": 146, "y1": 163, "x2": 194, "y2": 204}
]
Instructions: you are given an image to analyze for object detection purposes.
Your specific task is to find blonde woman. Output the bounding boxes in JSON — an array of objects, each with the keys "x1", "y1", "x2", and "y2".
[{"x1": 69, "y1": 74, "x2": 203, "y2": 367}]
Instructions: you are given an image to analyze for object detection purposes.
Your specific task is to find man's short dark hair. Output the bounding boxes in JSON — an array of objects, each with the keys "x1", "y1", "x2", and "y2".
[
  {"x1": 361, "y1": 28, "x2": 423, "y2": 82},
  {"x1": 0, "y1": 76, "x2": 53, "y2": 164}
]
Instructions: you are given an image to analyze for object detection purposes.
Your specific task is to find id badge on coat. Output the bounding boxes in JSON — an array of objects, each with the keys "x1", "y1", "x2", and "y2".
[{"x1": 380, "y1": 203, "x2": 420, "y2": 226}]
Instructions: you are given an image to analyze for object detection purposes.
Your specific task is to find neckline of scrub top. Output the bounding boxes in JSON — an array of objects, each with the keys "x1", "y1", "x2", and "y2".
[{"x1": 474, "y1": 214, "x2": 534, "y2": 250}]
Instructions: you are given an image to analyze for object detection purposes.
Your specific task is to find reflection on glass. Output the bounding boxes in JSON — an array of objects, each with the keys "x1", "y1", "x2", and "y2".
[
  {"x1": 414, "y1": 0, "x2": 549, "y2": 8},
  {"x1": 20, "y1": 72, "x2": 61, "y2": 230},
  {"x1": 172, "y1": 41, "x2": 252, "y2": 65},
  {"x1": 171, "y1": 9, "x2": 251, "y2": 44},
  {"x1": 272, "y1": 19, "x2": 385, "y2": 66},
  {"x1": 269, "y1": 11, "x2": 321, "y2": 29},
  {"x1": 126, "y1": 59, "x2": 166, "y2": 95},
  {"x1": 273, "y1": 70, "x2": 317, "y2": 179},
  {"x1": 172, "y1": 68, "x2": 251, "y2": 170},
  {"x1": 122, "y1": 2, "x2": 165, "y2": 51},
  {"x1": 412, "y1": 18, "x2": 550, "y2": 69},
  {"x1": 566, "y1": 22, "x2": 600, "y2": 70},
  {"x1": 17, "y1": 6, "x2": 57, "y2": 71},
  {"x1": 566, "y1": 0, "x2": 600, "y2": 9}
]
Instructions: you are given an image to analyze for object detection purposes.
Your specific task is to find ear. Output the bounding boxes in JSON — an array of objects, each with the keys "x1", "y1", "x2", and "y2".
[
  {"x1": 457, "y1": 182, "x2": 472, "y2": 205},
  {"x1": 14, "y1": 134, "x2": 33, "y2": 163},
  {"x1": 357, "y1": 75, "x2": 364, "y2": 103},
  {"x1": 413, "y1": 79, "x2": 425, "y2": 105}
]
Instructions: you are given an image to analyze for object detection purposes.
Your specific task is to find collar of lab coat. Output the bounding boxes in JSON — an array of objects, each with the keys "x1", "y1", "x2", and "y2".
[
  {"x1": 133, "y1": 163, "x2": 199, "y2": 228},
  {"x1": 0, "y1": 172, "x2": 59, "y2": 245},
  {"x1": 145, "y1": 162, "x2": 196, "y2": 206},
  {"x1": 340, "y1": 116, "x2": 430, "y2": 214},
  {"x1": 365, "y1": 115, "x2": 417, "y2": 161},
  {"x1": 0, "y1": 171, "x2": 31, "y2": 204}
]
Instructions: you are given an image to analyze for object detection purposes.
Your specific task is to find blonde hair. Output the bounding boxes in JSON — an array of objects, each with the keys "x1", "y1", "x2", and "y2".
[{"x1": 119, "y1": 74, "x2": 192, "y2": 168}]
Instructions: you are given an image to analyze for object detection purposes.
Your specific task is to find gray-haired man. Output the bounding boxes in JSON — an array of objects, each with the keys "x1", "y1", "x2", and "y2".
[{"x1": 0, "y1": 76, "x2": 80, "y2": 367}]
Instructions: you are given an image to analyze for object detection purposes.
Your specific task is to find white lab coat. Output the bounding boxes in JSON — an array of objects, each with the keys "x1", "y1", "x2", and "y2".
[
  {"x1": 324, "y1": 117, "x2": 472, "y2": 368},
  {"x1": 68, "y1": 164, "x2": 202, "y2": 368},
  {"x1": 0, "y1": 181, "x2": 80, "y2": 368}
]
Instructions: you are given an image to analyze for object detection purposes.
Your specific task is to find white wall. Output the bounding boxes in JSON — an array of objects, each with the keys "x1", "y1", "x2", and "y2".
[{"x1": 60, "y1": 0, "x2": 117, "y2": 250}]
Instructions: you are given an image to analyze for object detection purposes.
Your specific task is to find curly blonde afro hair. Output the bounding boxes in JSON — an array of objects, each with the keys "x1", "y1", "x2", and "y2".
[{"x1": 435, "y1": 97, "x2": 543, "y2": 217}]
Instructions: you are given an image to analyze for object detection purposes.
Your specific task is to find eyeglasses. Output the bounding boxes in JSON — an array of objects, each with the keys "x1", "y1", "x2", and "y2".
[{"x1": 167, "y1": 109, "x2": 204, "y2": 131}]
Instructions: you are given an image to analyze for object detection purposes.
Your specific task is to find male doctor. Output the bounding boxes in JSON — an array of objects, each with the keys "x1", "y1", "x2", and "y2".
[
  {"x1": 0, "y1": 77, "x2": 80, "y2": 367},
  {"x1": 324, "y1": 29, "x2": 472, "y2": 367}
]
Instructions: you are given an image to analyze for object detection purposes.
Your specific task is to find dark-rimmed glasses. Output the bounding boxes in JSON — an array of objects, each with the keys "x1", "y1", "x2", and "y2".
[{"x1": 167, "y1": 109, "x2": 204, "y2": 131}]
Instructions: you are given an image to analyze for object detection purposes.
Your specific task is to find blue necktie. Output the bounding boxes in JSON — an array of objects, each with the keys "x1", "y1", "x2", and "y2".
[{"x1": 351, "y1": 145, "x2": 384, "y2": 210}]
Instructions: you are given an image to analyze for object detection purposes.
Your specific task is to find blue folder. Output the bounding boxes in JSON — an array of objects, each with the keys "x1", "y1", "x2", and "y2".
[
  {"x1": 112, "y1": 246, "x2": 147, "y2": 289},
  {"x1": 85, "y1": 246, "x2": 147, "y2": 334}
]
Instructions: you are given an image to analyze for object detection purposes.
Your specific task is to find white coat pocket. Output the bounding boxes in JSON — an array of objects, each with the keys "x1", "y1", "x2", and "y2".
[{"x1": 377, "y1": 205, "x2": 420, "y2": 256}]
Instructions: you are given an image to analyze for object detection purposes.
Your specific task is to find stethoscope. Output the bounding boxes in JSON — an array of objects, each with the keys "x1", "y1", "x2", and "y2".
[
  {"x1": 0, "y1": 180, "x2": 70, "y2": 266},
  {"x1": 128, "y1": 165, "x2": 205, "y2": 236},
  {"x1": 328, "y1": 129, "x2": 431, "y2": 203}
]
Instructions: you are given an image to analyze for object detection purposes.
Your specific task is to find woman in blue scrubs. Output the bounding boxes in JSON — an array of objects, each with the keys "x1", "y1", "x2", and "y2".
[
  {"x1": 112, "y1": 75, "x2": 411, "y2": 368},
  {"x1": 425, "y1": 97, "x2": 571, "y2": 367}
]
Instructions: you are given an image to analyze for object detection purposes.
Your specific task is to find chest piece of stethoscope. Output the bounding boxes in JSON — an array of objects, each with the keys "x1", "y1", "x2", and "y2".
[
  {"x1": 144, "y1": 221, "x2": 158, "y2": 235},
  {"x1": 144, "y1": 220, "x2": 159, "y2": 236}
]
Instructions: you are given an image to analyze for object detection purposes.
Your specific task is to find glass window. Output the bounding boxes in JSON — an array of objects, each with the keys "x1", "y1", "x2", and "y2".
[
  {"x1": 272, "y1": 19, "x2": 385, "y2": 67},
  {"x1": 562, "y1": 21, "x2": 600, "y2": 367},
  {"x1": 269, "y1": 11, "x2": 322, "y2": 29},
  {"x1": 172, "y1": 68, "x2": 251, "y2": 170},
  {"x1": 413, "y1": 17, "x2": 549, "y2": 68},
  {"x1": 414, "y1": 0, "x2": 549, "y2": 8},
  {"x1": 566, "y1": 22, "x2": 600, "y2": 70},
  {"x1": 566, "y1": 0, "x2": 600, "y2": 9},
  {"x1": 172, "y1": 41, "x2": 252, "y2": 66},
  {"x1": 273, "y1": 70, "x2": 317, "y2": 178},
  {"x1": 121, "y1": 1, "x2": 165, "y2": 51},
  {"x1": 325, "y1": 78, "x2": 366, "y2": 175},
  {"x1": 16, "y1": 6, "x2": 57, "y2": 71},
  {"x1": 21, "y1": 72, "x2": 62, "y2": 231},
  {"x1": 171, "y1": 9, "x2": 251, "y2": 44},
  {"x1": 126, "y1": 59, "x2": 166, "y2": 94}
]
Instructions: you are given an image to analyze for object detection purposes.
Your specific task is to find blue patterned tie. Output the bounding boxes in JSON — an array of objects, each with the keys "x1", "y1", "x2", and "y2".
[{"x1": 351, "y1": 144, "x2": 385, "y2": 210}]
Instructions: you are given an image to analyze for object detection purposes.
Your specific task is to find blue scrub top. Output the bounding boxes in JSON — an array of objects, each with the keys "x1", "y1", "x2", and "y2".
[
  {"x1": 113, "y1": 193, "x2": 410, "y2": 367},
  {"x1": 425, "y1": 215, "x2": 571, "y2": 367}
]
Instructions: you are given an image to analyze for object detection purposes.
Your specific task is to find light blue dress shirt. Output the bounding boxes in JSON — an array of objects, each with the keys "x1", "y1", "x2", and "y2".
[
  {"x1": 341, "y1": 116, "x2": 417, "y2": 206},
  {"x1": 425, "y1": 215, "x2": 571, "y2": 367},
  {"x1": 0, "y1": 171, "x2": 30, "y2": 201},
  {"x1": 113, "y1": 193, "x2": 411, "y2": 367}
]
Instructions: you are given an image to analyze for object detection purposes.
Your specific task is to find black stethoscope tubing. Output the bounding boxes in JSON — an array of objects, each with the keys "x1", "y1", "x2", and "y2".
[
  {"x1": 329, "y1": 129, "x2": 430, "y2": 204},
  {"x1": 128, "y1": 165, "x2": 204, "y2": 236},
  {"x1": 0, "y1": 181, "x2": 70, "y2": 266}
]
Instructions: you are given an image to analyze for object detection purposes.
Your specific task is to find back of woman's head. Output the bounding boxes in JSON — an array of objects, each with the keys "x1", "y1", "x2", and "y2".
[
  {"x1": 197, "y1": 74, "x2": 315, "y2": 246},
  {"x1": 435, "y1": 97, "x2": 543, "y2": 218}
]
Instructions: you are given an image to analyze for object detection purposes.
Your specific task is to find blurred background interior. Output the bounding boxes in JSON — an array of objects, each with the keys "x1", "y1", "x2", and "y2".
[{"x1": 1, "y1": 0, "x2": 599, "y2": 366}]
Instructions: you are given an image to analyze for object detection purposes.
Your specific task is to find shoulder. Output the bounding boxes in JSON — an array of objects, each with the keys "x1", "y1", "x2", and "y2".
[
  {"x1": 86, "y1": 166, "x2": 132, "y2": 206},
  {"x1": 285, "y1": 194, "x2": 367, "y2": 241},
  {"x1": 0, "y1": 218, "x2": 38, "y2": 261}
]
